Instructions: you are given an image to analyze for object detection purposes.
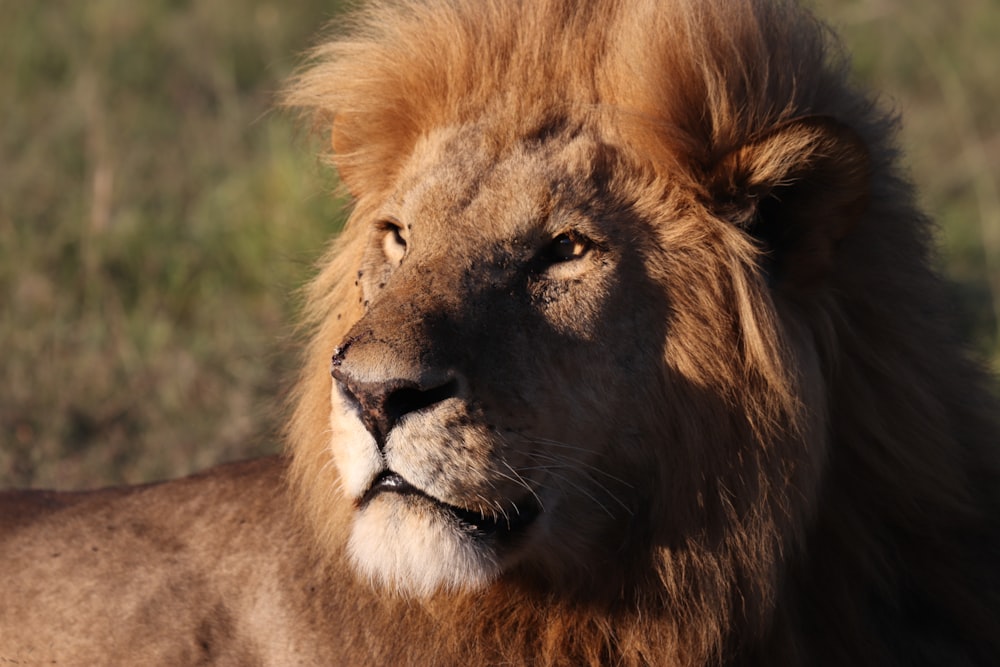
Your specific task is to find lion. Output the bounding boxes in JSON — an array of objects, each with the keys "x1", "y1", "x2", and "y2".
[{"x1": 3, "y1": 0, "x2": 1000, "y2": 664}]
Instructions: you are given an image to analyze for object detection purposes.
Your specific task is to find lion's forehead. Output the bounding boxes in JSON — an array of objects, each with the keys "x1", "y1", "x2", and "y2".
[{"x1": 391, "y1": 126, "x2": 615, "y2": 245}]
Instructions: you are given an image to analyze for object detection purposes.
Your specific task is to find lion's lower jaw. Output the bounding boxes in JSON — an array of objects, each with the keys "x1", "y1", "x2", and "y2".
[{"x1": 347, "y1": 499, "x2": 502, "y2": 597}]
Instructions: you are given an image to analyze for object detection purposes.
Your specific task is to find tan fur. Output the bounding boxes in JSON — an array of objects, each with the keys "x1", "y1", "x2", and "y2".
[{"x1": 3, "y1": 1, "x2": 1000, "y2": 665}]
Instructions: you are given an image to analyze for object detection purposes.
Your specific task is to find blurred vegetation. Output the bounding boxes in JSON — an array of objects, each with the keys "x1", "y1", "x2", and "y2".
[
  {"x1": 827, "y1": 0, "x2": 1000, "y2": 361},
  {"x1": 1, "y1": 0, "x2": 998, "y2": 489},
  {"x1": 0, "y1": 0, "x2": 347, "y2": 488}
]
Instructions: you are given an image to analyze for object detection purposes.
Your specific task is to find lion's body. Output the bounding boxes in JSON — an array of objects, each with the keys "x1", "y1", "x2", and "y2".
[
  {"x1": 0, "y1": 457, "x2": 543, "y2": 665},
  {"x1": 1, "y1": 459, "x2": 309, "y2": 664},
  {"x1": 3, "y1": 0, "x2": 1000, "y2": 664}
]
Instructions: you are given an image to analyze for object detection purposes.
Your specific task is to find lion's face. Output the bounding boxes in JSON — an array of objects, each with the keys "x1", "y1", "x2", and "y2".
[
  {"x1": 328, "y1": 126, "x2": 678, "y2": 595},
  {"x1": 320, "y1": 105, "x2": 860, "y2": 601}
]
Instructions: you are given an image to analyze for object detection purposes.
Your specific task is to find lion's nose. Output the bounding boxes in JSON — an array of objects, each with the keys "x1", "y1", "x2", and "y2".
[{"x1": 331, "y1": 346, "x2": 461, "y2": 449}]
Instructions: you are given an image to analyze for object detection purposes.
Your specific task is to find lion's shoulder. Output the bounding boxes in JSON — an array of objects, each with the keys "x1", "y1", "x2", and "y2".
[{"x1": 0, "y1": 456, "x2": 354, "y2": 663}]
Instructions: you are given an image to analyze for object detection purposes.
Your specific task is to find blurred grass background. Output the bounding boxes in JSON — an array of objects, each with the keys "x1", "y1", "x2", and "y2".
[{"x1": 1, "y1": 0, "x2": 998, "y2": 489}]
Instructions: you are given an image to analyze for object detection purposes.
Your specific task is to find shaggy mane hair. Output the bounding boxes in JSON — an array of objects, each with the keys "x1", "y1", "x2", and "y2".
[{"x1": 284, "y1": 0, "x2": 1000, "y2": 664}]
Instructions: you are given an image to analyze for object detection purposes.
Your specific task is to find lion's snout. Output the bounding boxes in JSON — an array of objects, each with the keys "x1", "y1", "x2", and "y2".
[{"x1": 331, "y1": 342, "x2": 462, "y2": 448}]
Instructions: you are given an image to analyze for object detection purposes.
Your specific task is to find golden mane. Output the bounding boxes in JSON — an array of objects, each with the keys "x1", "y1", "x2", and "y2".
[{"x1": 275, "y1": 0, "x2": 1000, "y2": 664}]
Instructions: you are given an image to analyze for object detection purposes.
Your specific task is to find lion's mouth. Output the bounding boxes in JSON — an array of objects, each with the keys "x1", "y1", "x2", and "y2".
[{"x1": 359, "y1": 471, "x2": 540, "y2": 540}]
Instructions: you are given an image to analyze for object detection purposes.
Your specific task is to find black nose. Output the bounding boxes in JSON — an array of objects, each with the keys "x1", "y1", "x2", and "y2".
[{"x1": 331, "y1": 350, "x2": 461, "y2": 449}]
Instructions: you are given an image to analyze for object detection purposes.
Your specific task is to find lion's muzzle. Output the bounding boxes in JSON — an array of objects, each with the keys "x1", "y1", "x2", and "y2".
[{"x1": 331, "y1": 341, "x2": 462, "y2": 449}]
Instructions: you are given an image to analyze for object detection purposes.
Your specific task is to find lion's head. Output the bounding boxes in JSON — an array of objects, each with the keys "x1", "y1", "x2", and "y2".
[
  {"x1": 284, "y1": 0, "x2": 1000, "y2": 660},
  {"x1": 315, "y1": 112, "x2": 859, "y2": 600}
]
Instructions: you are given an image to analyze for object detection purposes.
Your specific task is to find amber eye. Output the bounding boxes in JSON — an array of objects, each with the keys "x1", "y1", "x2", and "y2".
[
  {"x1": 381, "y1": 222, "x2": 407, "y2": 264},
  {"x1": 545, "y1": 232, "x2": 588, "y2": 263}
]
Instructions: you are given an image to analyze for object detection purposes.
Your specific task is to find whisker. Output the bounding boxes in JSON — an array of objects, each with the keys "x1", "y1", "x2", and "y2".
[
  {"x1": 476, "y1": 493, "x2": 509, "y2": 524},
  {"x1": 523, "y1": 464, "x2": 634, "y2": 517},
  {"x1": 539, "y1": 468, "x2": 618, "y2": 519},
  {"x1": 496, "y1": 463, "x2": 545, "y2": 511},
  {"x1": 494, "y1": 430, "x2": 632, "y2": 515},
  {"x1": 520, "y1": 435, "x2": 602, "y2": 457},
  {"x1": 524, "y1": 450, "x2": 634, "y2": 488}
]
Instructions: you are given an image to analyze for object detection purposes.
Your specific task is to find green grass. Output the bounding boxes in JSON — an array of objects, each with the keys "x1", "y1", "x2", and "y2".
[
  {"x1": 0, "y1": 0, "x2": 347, "y2": 487},
  {"x1": 2, "y1": 0, "x2": 998, "y2": 488},
  {"x1": 824, "y1": 0, "x2": 1000, "y2": 359}
]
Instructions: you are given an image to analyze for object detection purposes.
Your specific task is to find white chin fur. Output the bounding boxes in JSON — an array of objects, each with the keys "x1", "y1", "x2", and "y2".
[
  {"x1": 347, "y1": 496, "x2": 501, "y2": 597},
  {"x1": 329, "y1": 403, "x2": 382, "y2": 500}
]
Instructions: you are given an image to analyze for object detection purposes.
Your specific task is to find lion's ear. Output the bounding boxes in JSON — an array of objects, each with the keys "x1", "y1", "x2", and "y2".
[{"x1": 710, "y1": 116, "x2": 870, "y2": 287}]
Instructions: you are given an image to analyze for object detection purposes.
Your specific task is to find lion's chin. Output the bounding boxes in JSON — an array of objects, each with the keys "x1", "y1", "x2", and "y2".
[{"x1": 347, "y1": 493, "x2": 503, "y2": 596}]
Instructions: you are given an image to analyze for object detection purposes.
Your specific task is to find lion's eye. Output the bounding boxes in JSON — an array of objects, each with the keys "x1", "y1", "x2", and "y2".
[
  {"x1": 545, "y1": 232, "x2": 589, "y2": 263},
  {"x1": 381, "y1": 222, "x2": 407, "y2": 265}
]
